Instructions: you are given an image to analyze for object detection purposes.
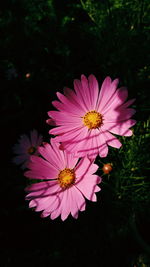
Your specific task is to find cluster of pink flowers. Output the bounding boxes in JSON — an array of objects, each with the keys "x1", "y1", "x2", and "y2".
[{"x1": 13, "y1": 74, "x2": 136, "y2": 220}]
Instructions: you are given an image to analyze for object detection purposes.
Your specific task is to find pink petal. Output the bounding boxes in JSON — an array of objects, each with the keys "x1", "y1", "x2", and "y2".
[
  {"x1": 24, "y1": 155, "x2": 59, "y2": 179},
  {"x1": 94, "y1": 130, "x2": 109, "y2": 157},
  {"x1": 49, "y1": 124, "x2": 82, "y2": 136},
  {"x1": 98, "y1": 144, "x2": 108, "y2": 158},
  {"x1": 61, "y1": 190, "x2": 71, "y2": 221},
  {"x1": 48, "y1": 111, "x2": 80, "y2": 125},
  {"x1": 103, "y1": 131, "x2": 122, "y2": 148},
  {"x1": 106, "y1": 119, "x2": 136, "y2": 136},
  {"x1": 78, "y1": 130, "x2": 96, "y2": 155},
  {"x1": 50, "y1": 139, "x2": 66, "y2": 169},
  {"x1": 88, "y1": 74, "x2": 99, "y2": 110},
  {"x1": 75, "y1": 174, "x2": 101, "y2": 201},
  {"x1": 25, "y1": 180, "x2": 60, "y2": 196},
  {"x1": 30, "y1": 154, "x2": 58, "y2": 171},
  {"x1": 38, "y1": 141, "x2": 65, "y2": 170},
  {"x1": 75, "y1": 157, "x2": 99, "y2": 177},
  {"x1": 85, "y1": 130, "x2": 99, "y2": 159},
  {"x1": 69, "y1": 188, "x2": 79, "y2": 219},
  {"x1": 63, "y1": 86, "x2": 87, "y2": 113},
  {"x1": 74, "y1": 129, "x2": 101, "y2": 159},
  {"x1": 56, "y1": 91, "x2": 86, "y2": 114},
  {"x1": 55, "y1": 126, "x2": 87, "y2": 145},
  {"x1": 64, "y1": 151, "x2": 79, "y2": 169},
  {"x1": 104, "y1": 108, "x2": 136, "y2": 123},
  {"x1": 26, "y1": 182, "x2": 63, "y2": 218},
  {"x1": 35, "y1": 196, "x2": 56, "y2": 212},
  {"x1": 102, "y1": 87, "x2": 128, "y2": 114},
  {"x1": 119, "y1": 98, "x2": 136, "y2": 109},
  {"x1": 81, "y1": 75, "x2": 92, "y2": 110},
  {"x1": 97, "y1": 77, "x2": 119, "y2": 111},
  {"x1": 73, "y1": 79, "x2": 89, "y2": 111},
  {"x1": 93, "y1": 130, "x2": 107, "y2": 158},
  {"x1": 95, "y1": 185, "x2": 101, "y2": 193},
  {"x1": 75, "y1": 157, "x2": 91, "y2": 178},
  {"x1": 62, "y1": 128, "x2": 90, "y2": 155},
  {"x1": 50, "y1": 192, "x2": 64, "y2": 220},
  {"x1": 41, "y1": 195, "x2": 61, "y2": 217},
  {"x1": 29, "y1": 200, "x2": 37, "y2": 208},
  {"x1": 87, "y1": 161, "x2": 99, "y2": 174},
  {"x1": 63, "y1": 129, "x2": 107, "y2": 158},
  {"x1": 62, "y1": 87, "x2": 87, "y2": 113},
  {"x1": 71, "y1": 186, "x2": 86, "y2": 212},
  {"x1": 52, "y1": 99, "x2": 84, "y2": 117}
]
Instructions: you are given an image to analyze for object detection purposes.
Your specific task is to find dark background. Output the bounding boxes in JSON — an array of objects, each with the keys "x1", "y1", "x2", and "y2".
[{"x1": 0, "y1": 0, "x2": 150, "y2": 266}]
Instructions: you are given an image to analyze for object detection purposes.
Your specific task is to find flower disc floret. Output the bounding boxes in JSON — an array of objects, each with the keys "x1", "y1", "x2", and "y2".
[
  {"x1": 58, "y1": 168, "x2": 75, "y2": 189},
  {"x1": 83, "y1": 110, "x2": 103, "y2": 129},
  {"x1": 27, "y1": 146, "x2": 36, "y2": 155}
]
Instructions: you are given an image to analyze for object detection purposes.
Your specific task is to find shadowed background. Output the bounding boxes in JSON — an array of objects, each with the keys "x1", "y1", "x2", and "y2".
[{"x1": 0, "y1": 0, "x2": 150, "y2": 266}]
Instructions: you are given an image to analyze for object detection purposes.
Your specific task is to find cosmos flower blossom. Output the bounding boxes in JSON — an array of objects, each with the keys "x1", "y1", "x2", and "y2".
[
  {"x1": 13, "y1": 129, "x2": 43, "y2": 169},
  {"x1": 24, "y1": 139, "x2": 101, "y2": 221},
  {"x1": 47, "y1": 75, "x2": 136, "y2": 159}
]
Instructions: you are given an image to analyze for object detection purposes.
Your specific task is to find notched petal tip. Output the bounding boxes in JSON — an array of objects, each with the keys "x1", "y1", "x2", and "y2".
[
  {"x1": 88, "y1": 73, "x2": 95, "y2": 79},
  {"x1": 81, "y1": 74, "x2": 86, "y2": 79},
  {"x1": 104, "y1": 76, "x2": 112, "y2": 83}
]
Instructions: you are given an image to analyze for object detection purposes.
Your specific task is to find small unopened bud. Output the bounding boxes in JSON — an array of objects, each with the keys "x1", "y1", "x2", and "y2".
[{"x1": 102, "y1": 163, "x2": 113, "y2": 174}]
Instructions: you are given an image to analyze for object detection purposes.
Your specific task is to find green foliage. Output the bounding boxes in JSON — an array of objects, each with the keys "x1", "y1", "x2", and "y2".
[
  {"x1": 80, "y1": 0, "x2": 150, "y2": 81},
  {"x1": 97, "y1": 119, "x2": 150, "y2": 263},
  {"x1": 23, "y1": 0, "x2": 56, "y2": 34},
  {"x1": 101, "y1": 118, "x2": 150, "y2": 212}
]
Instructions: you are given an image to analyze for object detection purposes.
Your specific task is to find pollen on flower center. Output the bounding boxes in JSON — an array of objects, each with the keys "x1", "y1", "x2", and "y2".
[
  {"x1": 83, "y1": 110, "x2": 103, "y2": 129},
  {"x1": 58, "y1": 168, "x2": 75, "y2": 189},
  {"x1": 27, "y1": 146, "x2": 36, "y2": 155}
]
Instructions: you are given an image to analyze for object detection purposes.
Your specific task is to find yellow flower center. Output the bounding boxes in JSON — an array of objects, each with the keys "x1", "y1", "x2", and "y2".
[
  {"x1": 58, "y1": 168, "x2": 75, "y2": 189},
  {"x1": 27, "y1": 146, "x2": 36, "y2": 155},
  {"x1": 83, "y1": 110, "x2": 103, "y2": 129}
]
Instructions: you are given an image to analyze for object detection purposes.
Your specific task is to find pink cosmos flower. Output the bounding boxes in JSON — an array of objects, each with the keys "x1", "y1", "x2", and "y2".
[
  {"x1": 47, "y1": 75, "x2": 136, "y2": 159},
  {"x1": 24, "y1": 139, "x2": 101, "y2": 221},
  {"x1": 13, "y1": 129, "x2": 43, "y2": 169}
]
